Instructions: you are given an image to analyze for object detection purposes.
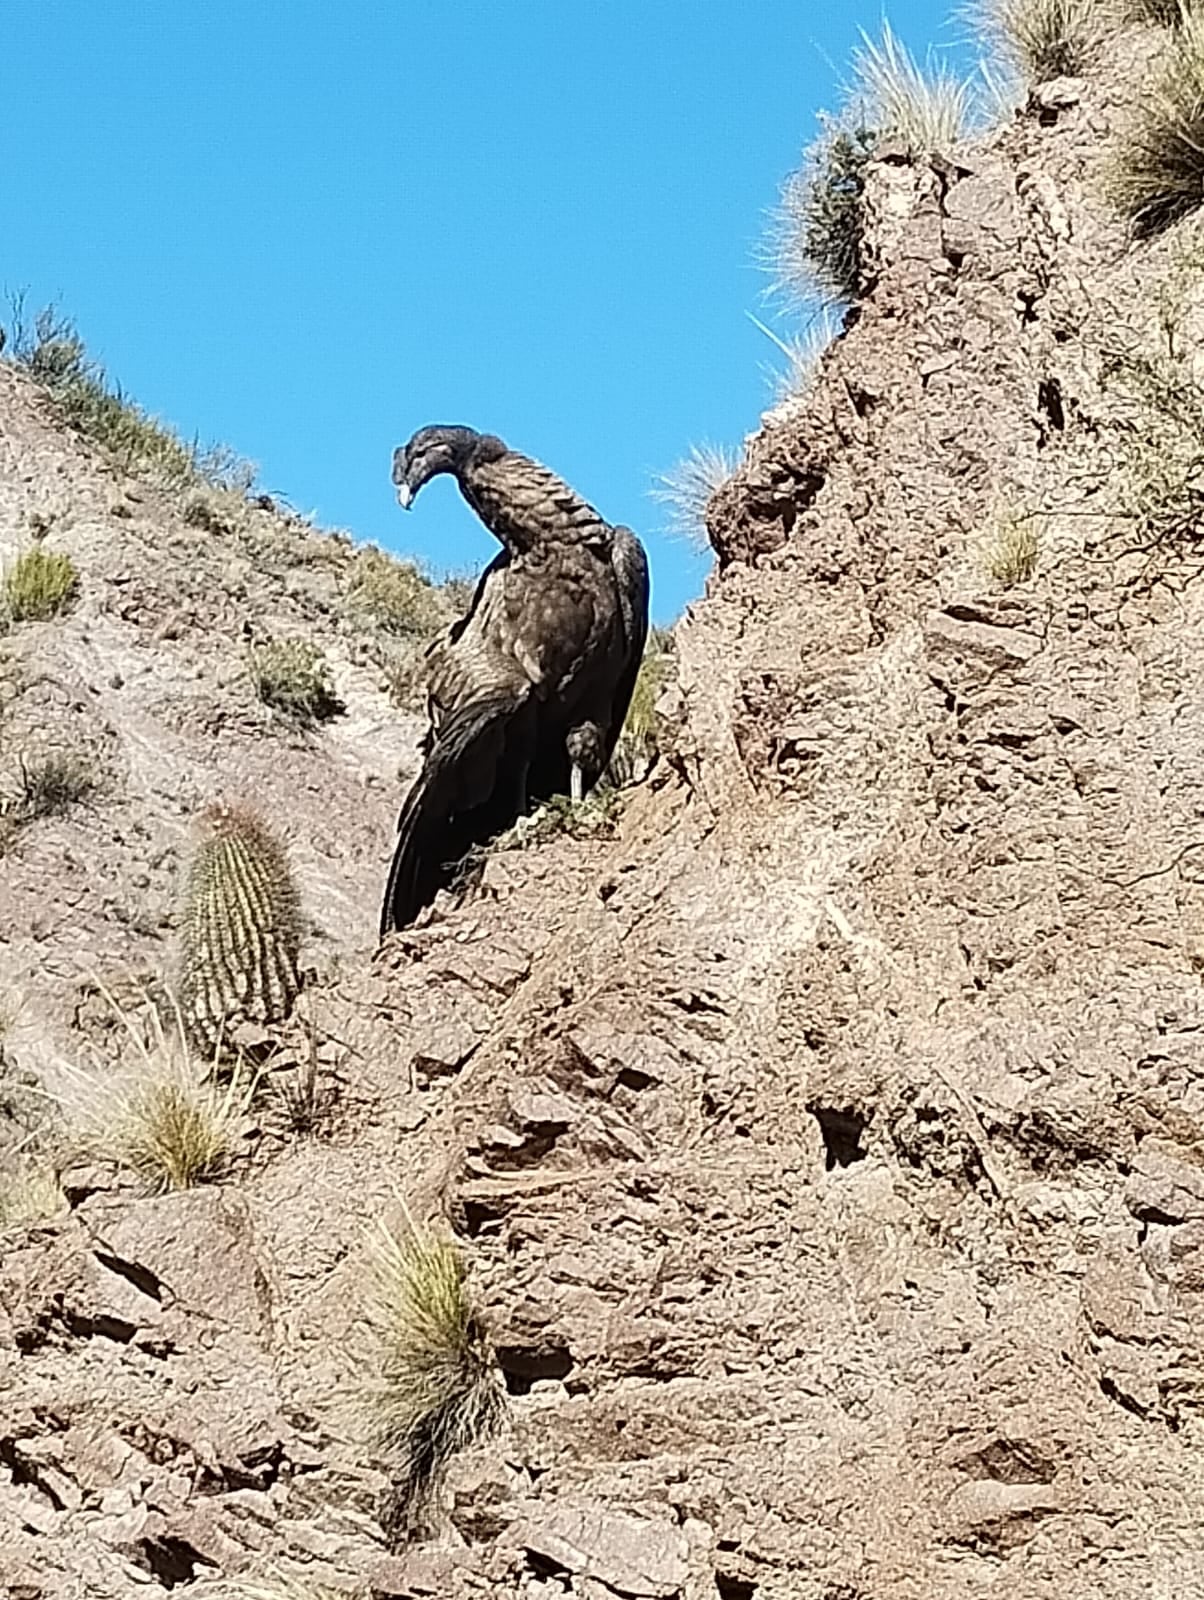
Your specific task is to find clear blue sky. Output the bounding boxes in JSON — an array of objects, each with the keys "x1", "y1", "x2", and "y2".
[{"x1": 5, "y1": 1, "x2": 966, "y2": 623}]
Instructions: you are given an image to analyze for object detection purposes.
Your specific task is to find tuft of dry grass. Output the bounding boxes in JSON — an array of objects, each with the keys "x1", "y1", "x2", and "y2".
[
  {"x1": 4, "y1": 299, "x2": 256, "y2": 492},
  {"x1": 18, "y1": 751, "x2": 96, "y2": 819},
  {"x1": 346, "y1": 547, "x2": 440, "y2": 636},
  {"x1": 748, "y1": 311, "x2": 839, "y2": 404},
  {"x1": 0, "y1": 1162, "x2": 67, "y2": 1229},
  {"x1": 60, "y1": 998, "x2": 249, "y2": 1193},
  {"x1": 351, "y1": 1220, "x2": 505, "y2": 1536},
  {"x1": 852, "y1": 22, "x2": 976, "y2": 153},
  {"x1": 985, "y1": 509, "x2": 1040, "y2": 583},
  {"x1": 4, "y1": 546, "x2": 79, "y2": 622},
  {"x1": 1126, "y1": 0, "x2": 1187, "y2": 23},
  {"x1": 1107, "y1": 8, "x2": 1204, "y2": 236},
  {"x1": 651, "y1": 444, "x2": 740, "y2": 548},
  {"x1": 221, "y1": 1578, "x2": 360, "y2": 1600},
  {"x1": 249, "y1": 638, "x2": 343, "y2": 725},
  {"x1": 972, "y1": 0, "x2": 1111, "y2": 82}
]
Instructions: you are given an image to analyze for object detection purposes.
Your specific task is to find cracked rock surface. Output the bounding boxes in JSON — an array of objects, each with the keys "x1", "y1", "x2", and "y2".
[{"x1": 6, "y1": 38, "x2": 1204, "y2": 1600}]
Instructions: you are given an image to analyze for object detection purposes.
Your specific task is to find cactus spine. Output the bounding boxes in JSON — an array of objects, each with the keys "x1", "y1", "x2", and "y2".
[{"x1": 179, "y1": 802, "x2": 302, "y2": 1054}]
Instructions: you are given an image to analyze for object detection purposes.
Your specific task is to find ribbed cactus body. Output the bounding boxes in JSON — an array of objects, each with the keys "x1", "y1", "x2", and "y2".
[{"x1": 179, "y1": 803, "x2": 302, "y2": 1055}]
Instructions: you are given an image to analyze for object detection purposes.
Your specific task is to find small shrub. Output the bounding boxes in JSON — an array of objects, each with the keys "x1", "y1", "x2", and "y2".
[
  {"x1": 986, "y1": 510, "x2": 1040, "y2": 583},
  {"x1": 651, "y1": 443, "x2": 740, "y2": 548},
  {"x1": 852, "y1": 23, "x2": 976, "y2": 154},
  {"x1": 973, "y1": 0, "x2": 1110, "y2": 82},
  {"x1": 768, "y1": 120, "x2": 877, "y2": 305},
  {"x1": 607, "y1": 630, "x2": 673, "y2": 788},
  {"x1": 5, "y1": 301, "x2": 252, "y2": 492},
  {"x1": 61, "y1": 1000, "x2": 247, "y2": 1193},
  {"x1": 1101, "y1": 335, "x2": 1204, "y2": 551},
  {"x1": 18, "y1": 751, "x2": 95, "y2": 818},
  {"x1": 4, "y1": 547, "x2": 78, "y2": 621},
  {"x1": 352, "y1": 1221, "x2": 505, "y2": 1538},
  {"x1": 249, "y1": 638, "x2": 343, "y2": 724},
  {"x1": 347, "y1": 548, "x2": 440, "y2": 635},
  {"x1": 1107, "y1": 10, "x2": 1204, "y2": 236},
  {"x1": 0, "y1": 1163, "x2": 67, "y2": 1229}
]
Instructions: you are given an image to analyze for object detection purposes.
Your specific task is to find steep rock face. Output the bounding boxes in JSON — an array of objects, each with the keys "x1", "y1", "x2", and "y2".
[{"x1": 7, "y1": 59, "x2": 1204, "y2": 1600}]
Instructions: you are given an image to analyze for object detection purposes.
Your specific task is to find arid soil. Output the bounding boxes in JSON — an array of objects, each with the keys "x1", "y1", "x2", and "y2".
[{"x1": 6, "y1": 47, "x2": 1204, "y2": 1600}]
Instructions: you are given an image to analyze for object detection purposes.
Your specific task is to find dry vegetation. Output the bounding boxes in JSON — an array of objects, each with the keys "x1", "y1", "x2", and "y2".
[
  {"x1": 1107, "y1": 9, "x2": 1204, "y2": 235},
  {"x1": 3, "y1": 545, "x2": 79, "y2": 622},
  {"x1": 0, "y1": 1162, "x2": 67, "y2": 1229},
  {"x1": 61, "y1": 1001, "x2": 248, "y2": 1193},
  {"x1": 986, "y1": 508, "x2": 1041, "y2": 583},
  {"x1": 352, "y1": 1221, "x2": 505, "y2": 1535},
  {"x1": 346, "y1": 547, "x2": 440, "y2": 636},
  {"x1": 973, "y1": 0, "x2": 1111, "y2": 81},
  {"x1": 249, "y1": 638, "x2": 343, "y2": 724},
  {"x1": 4, "y1": 300, "x2": 255, "y2": 492},
  {"x1": 651, "y1": 443, "x2": 739, "y2": 547}
]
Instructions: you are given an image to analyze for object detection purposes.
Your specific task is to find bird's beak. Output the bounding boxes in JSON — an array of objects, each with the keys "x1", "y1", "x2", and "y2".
[{"x1": 396, "y1": 483, "x2": 414, "y2": 510}]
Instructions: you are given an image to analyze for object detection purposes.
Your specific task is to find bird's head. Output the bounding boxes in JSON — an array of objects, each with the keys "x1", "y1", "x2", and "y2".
[{"x1": 392, "y1": 425, "x2": 503, "y2": 510}]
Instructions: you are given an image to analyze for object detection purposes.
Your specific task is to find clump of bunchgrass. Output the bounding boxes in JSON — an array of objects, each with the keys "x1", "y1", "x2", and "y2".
[
  {"x1": 764, "y1": 24, "x2": 975, "y2": 306},
  {"x1": 606, "y1": 629, "x2": 673, "y2": 788},
  {"x1": 4, "y1": 299, "x2": 255, "y2": 492},
  {"x1": 1107, "y1": 8, "x2": 1204, "y2": 236},
  {"x1": 0, "y1": 1162, "x2": 67, "y2": 1229},
  {"x1": 220, "y1": 1576, "x2": 360, "y2": 1600},
  {"x1": 986, "y1": 509, "x2": 1041, "y2": 583},
  {"x1": 4, "y1": 546, "x2": 79, "y2": 622},
  {"x1": 766, "y1": 120, "x2": 877, "y2": 304},
  {"x1": 18, "y1": 751, "x2": 95, "y2": 818},
  {"x1": 351, "y1": 1219, "x2": 506, "y2": 1539},
  {"x1": 249, "y1": 638, "x2": 343, "y2": 725},
  {"x1": 1101, "y1": 334, "x2": 1204, "y2": 552},
  {"x1": 1126, "y1": 0, "x2": 1187, "y2": 23},
  {"x1": 748, "y1": 311, "x2": 839, "y2": 405},
  {"x1": 852, "y1": 22, "x2": 977, "y2": 152},
  {"x1": 651, "y1": 443, "x2": 740, "y2": 548},
  {"x1": 60, "y1": 997, "x2": 249, "y2": 1193},
  {"x1": 346, "y1": 548, "x2": 440, "y2": 636},
  {"x1": 972, "y1": 0, "x2": 1111, "y2": 82}
]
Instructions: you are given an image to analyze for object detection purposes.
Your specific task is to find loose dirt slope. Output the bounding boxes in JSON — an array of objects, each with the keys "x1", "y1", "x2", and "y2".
[{"x1": 7, "y1": 45, "x2": 1204, "y2": 1600}]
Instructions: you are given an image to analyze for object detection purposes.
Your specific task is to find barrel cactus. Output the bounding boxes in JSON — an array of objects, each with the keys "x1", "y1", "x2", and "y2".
[{"x1": 178, "y1": 802, "x2": 303, "y2": 1055}]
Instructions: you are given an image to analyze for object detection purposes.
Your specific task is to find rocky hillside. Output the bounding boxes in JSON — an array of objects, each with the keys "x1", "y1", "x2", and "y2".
[{"x1": 8, "y1": 19, "x2": 1204, "y2": 1600}]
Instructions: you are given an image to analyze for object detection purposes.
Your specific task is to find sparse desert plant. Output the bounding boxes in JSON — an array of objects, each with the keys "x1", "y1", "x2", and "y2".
[
  {"x1": 852, "y1": 22, "x2": 976, "y2": 153},
  {"x1": 1107, "y1": 8, "x2": 1204, "y2": 236},
  {"x1": 606, "y1": 629, "x2": 673, "y2": 788},
  {"x1": 1100, "y1": 331, "x2": 1204, "y2": 552},
  {"x1": 4, "y1": 300, "x2": 253, "y2": 492},
  {"x1": 178, "y1": 802, "x2": 304, "y2": 1058},
  {"x1": 0, "y1": 1162, "x2": 67, "y2": 1229},
  {"x1": 18, "y1": 750, "x2": 95, "y2": 818},
  {"x1": 352, "y1": 1220, "x2": 506, "y2": 1538},
  {"x1": 4, "y1": 546, "x2": 79, "y2": 622},
  {"x1": 972, "y1": 0, "x2": 1111, "y2": 82},
  {"x1": 986, "y1": 509, "x2": 1040, "y2": 583},
  {"x1": 651, "y1": 443, "x2": 740, "y2": 548},
  {"x1": 767, "y1": 119, "x2": 877, "y2": 304},
  {"x1": 347, "y1": 547, "x2": 440, "y2": 636},
  {"x1": 249, "y1": 638, "x2": 343, "y2": 724},
  {"x1": 61, "y1": 998, "x2": 248, "y2": 1192},
  {"x1": 748, "y1": 311, "x2": 839, "y2": 404}
]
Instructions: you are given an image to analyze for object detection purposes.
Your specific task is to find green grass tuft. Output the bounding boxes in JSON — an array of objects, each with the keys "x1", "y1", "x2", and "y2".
[
  {"x1": 347, "y1": 547, "x2": 440, "y2": 636},
  {"x1": 985, "y1": 510, "x2": 1040, "y2": 583},
  {"x1": 1107, "y1": 10, "x2": 1204, "y2": 236},
  {"x1": 60, "y1": 999, "x2": 248, "y2": 1193},
  {"x1": 4, "y1": 547, "x2": 79, "y2": 622},
  {"x1": 0, "y1": 1163, "x2": 67, "y2": 1230},
  {"x1": 5, "y1": 301, "x2": 255, "y2": 491},
  {"x1": 353, "y1": 1221, "x2": 505, "y2": 1539},
  {"x1": 249, "y1": 638, "x2": 343, "y2": 725},
  {"x1": 607, "y1": 629, "x2": 673, "y2": 788}
]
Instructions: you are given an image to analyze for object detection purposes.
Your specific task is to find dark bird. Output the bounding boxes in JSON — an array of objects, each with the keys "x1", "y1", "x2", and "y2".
[{"x1": 380, "y1": 425, "x2": 650, "y2": 937}]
